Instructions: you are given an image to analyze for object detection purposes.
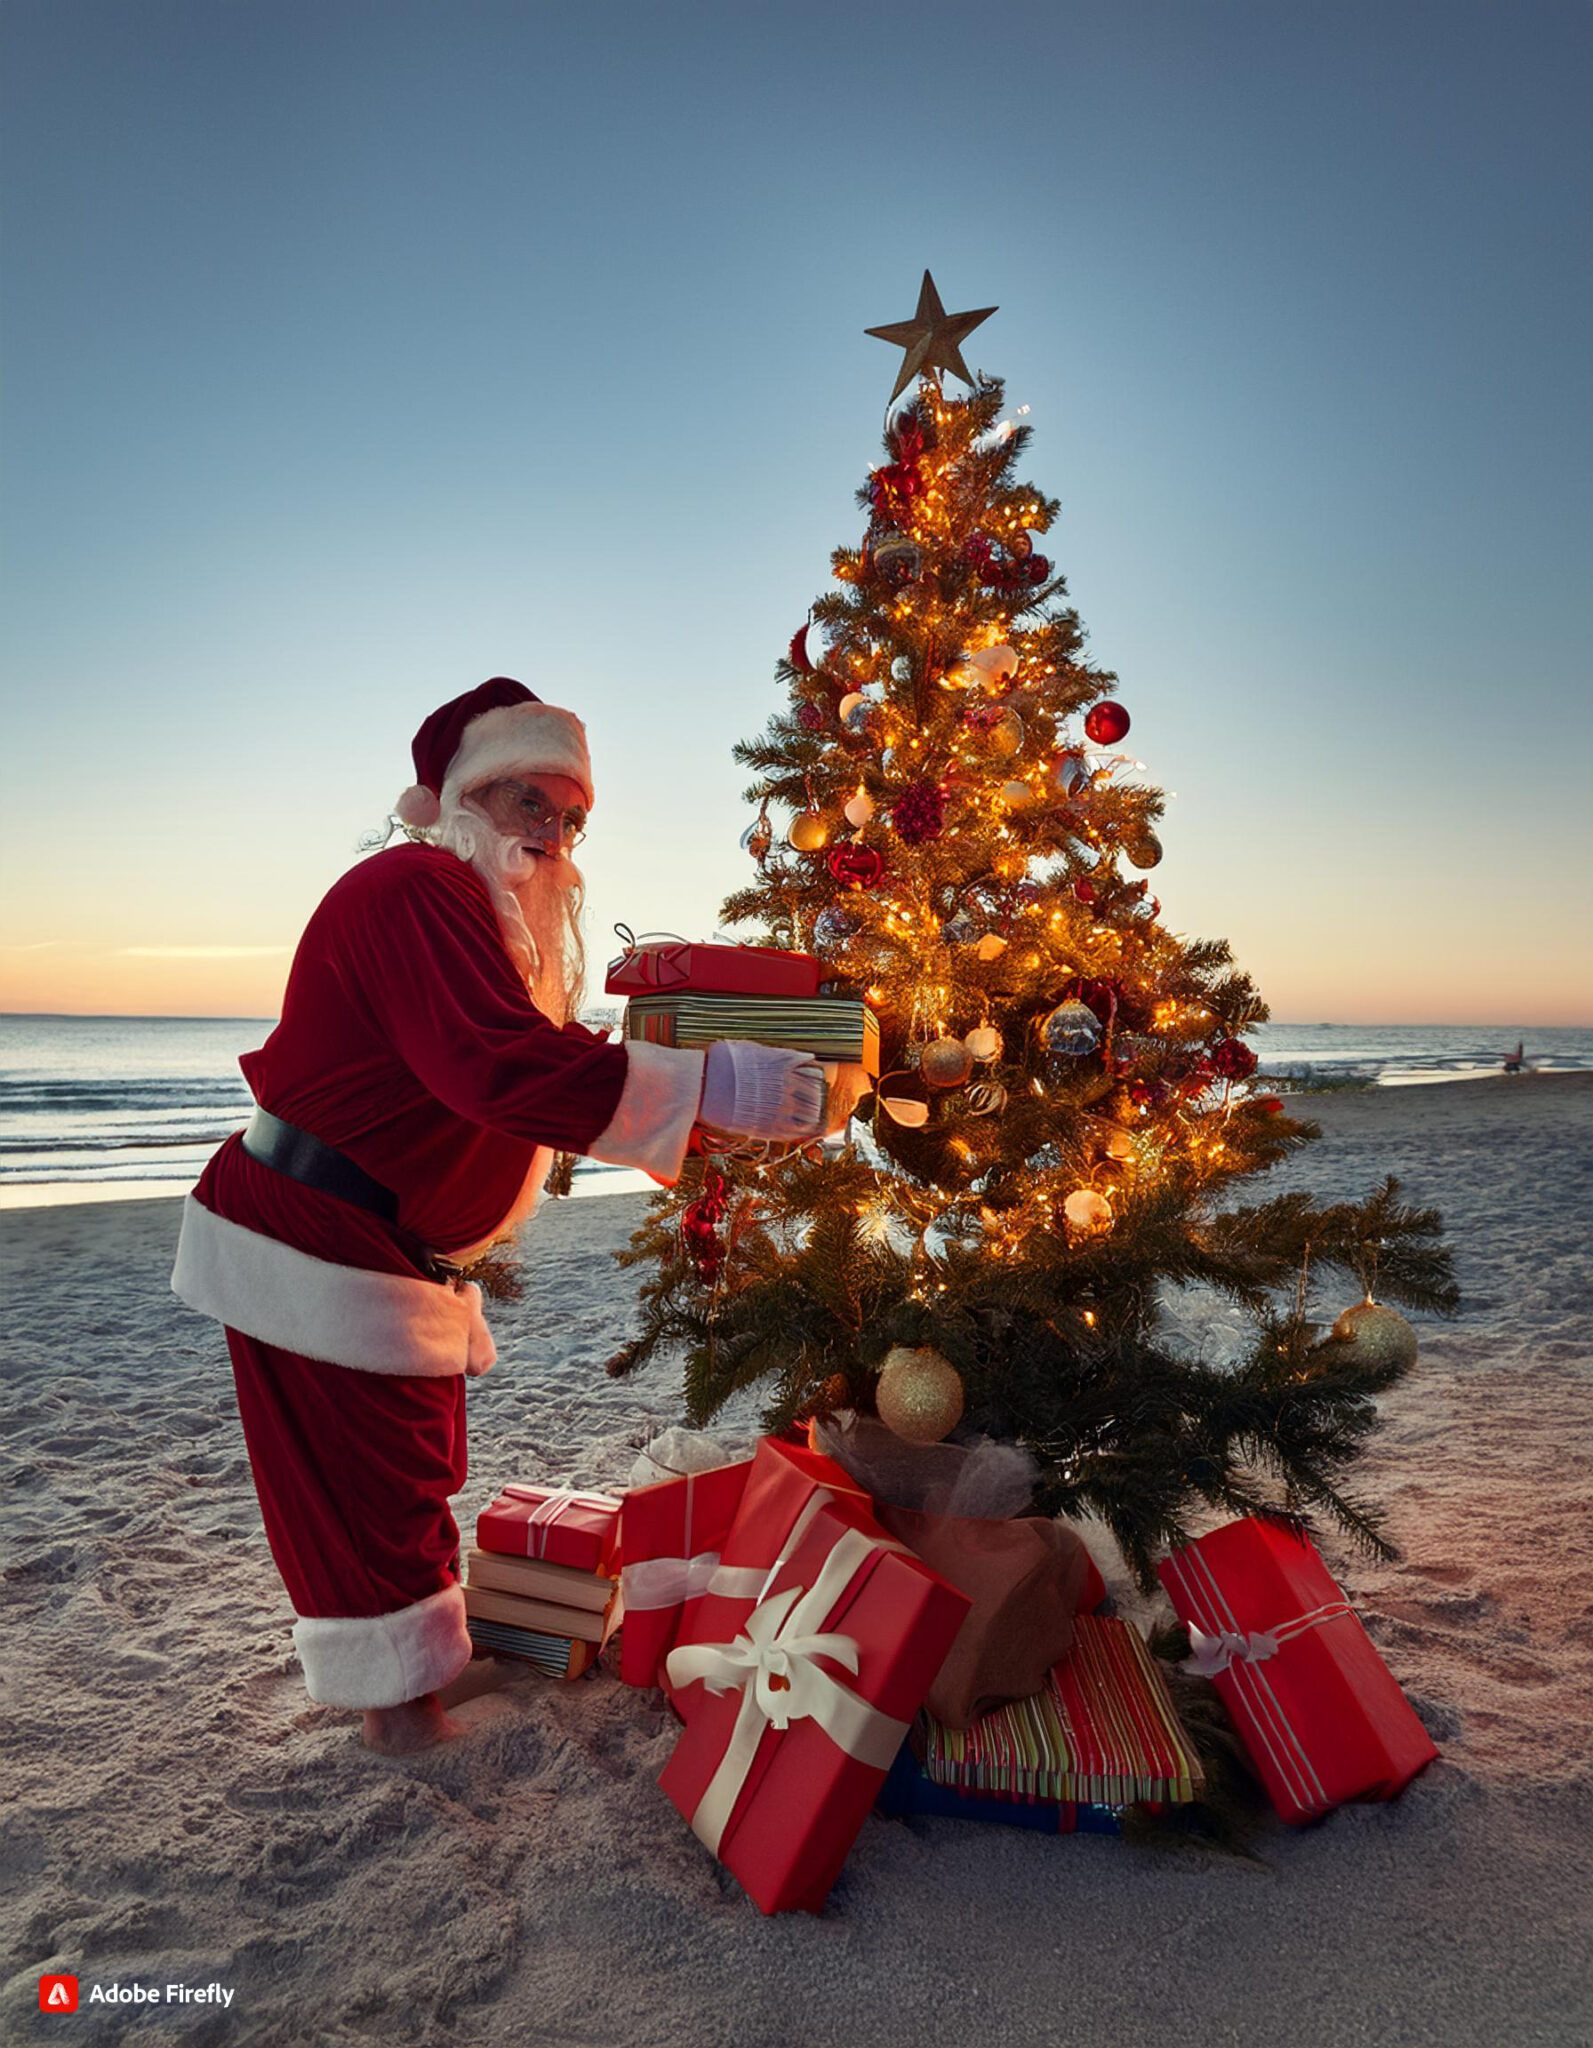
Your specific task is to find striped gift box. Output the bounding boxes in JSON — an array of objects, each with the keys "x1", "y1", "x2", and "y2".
[
  {"x1": 916, "y1": 1615, "x2": 1203, "y2": 1806},
  {"x1": 622, "y1": 993, "x2": 880, "y2": 1076}
]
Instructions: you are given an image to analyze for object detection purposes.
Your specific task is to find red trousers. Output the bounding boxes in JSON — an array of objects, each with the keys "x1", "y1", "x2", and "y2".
[{"x1": 227, "y1": 1329, "x2": 467, "y2": 1619}]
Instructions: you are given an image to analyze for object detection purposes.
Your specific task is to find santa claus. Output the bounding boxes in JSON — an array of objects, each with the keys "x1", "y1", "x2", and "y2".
[{"x1": 173, "y1": 678, "x2": 835, "y2": 1752}]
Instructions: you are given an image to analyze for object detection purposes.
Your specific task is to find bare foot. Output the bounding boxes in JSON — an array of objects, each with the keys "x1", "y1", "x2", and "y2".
[
  {"x1": 436, "y1": 1655, "x2": 533, "y2": 1710},
  {"x1": 361, "y1": 1693, "x2": 464, "y2": 1754}
]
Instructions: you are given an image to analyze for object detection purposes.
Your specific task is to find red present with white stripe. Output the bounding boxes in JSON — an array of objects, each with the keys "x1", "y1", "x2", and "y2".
[
  {"x1": 476, "y1": 1485, "x2": 622, "y2": 1577},
  {"x1": 1158, "y1": 1517, "x2": 1438, "y2": 1824},
  {"x1": 617, "y1": 1456, "x2": 756, "y2": 1689},
  {"x1": 659, "y1": 1496, "x2": 970, "y2": 1914}
]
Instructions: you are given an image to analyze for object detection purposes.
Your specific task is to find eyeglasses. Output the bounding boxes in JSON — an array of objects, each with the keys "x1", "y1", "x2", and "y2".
[{"x1": 493, "y1": 779, "x2": 587, "y2": 848}]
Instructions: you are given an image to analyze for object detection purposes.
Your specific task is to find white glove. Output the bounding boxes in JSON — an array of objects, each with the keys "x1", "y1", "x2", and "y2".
[{"x1": 700, "y1": 1041, "x2": 828, "y2": 1142}]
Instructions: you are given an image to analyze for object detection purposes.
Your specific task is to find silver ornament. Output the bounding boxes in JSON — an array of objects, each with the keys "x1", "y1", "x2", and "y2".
[{"x1": 1043, "y1": 999, "x2": 1103, "y2": 1058}]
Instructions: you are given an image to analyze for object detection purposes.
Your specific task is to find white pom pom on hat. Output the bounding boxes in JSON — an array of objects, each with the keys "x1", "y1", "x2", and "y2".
[
  {"x1": 395, "y1": 677, "x2": 594, "y2": 825},
  {"x1": 395, "y1": 784, "x2": 442, "y2": 829}
]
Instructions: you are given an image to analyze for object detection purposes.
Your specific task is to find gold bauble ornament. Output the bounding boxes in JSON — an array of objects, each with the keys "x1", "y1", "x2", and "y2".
[
  {"x1": 787, "y1": 811, "x2": 829, "y2": 852},
  {"x1": 1062, "y1": 1188, "x2": 1114, "y2": 1234},
  {"x1": 920, "y1": 1037, "x2": 974, "y2": 1089},
  {"x1": 1101, "y1": 1130, "x2": 1136, "y2": 1163},
  {"x1": 1328, "y1": 1299, "x2": 1419, "y2": 1374},
  {"x1": 975, "y1": 933, "x2": 1009, "y2": 962},
  {"x1": 990, "y1": 711, "x2": 1026, "y2": 757},
  {"x1": 843, "y1": 789, "x2": 876, "y2": 828},
  {"x1": 876, "y1": 1345, "x2": 965, "y2": 1444},
  {"x1": 1126, "y1": 829, "x2": 1163, "y2": 871},
  {"x1": 999, "y1": 778, "x2": 1035, "y2": 808},
  {"x1": 964, "y1": 1024, "x2": 1003, "y2": 1062}
]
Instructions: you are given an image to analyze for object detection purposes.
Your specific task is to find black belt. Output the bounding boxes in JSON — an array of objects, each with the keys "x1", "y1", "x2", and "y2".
[{"x1": 242, "y1": 1107, "x2": 401, "y2": 1225}]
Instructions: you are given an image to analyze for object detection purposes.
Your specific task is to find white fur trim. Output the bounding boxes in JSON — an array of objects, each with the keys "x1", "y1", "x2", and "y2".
[
  {"x1": 440, "y1": 702, "x2": 594, "y2": 811},
  {"x1": 293, "y1": 1583, "x2": 472, "y2": 1708},
  {"x1": 172, "y1": 1196, "x2": 496, "y2": 1377},
  {"x1": 395, "y1": 783, "x2": 441, "y2": 828},
  {"x1": 585, "y1": 1041, "x2": 706, "y2": 1184}
]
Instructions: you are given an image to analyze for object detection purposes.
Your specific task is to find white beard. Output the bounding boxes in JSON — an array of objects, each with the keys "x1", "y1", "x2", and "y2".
[{"x1": 433, "y1": 800, "x2": 586, "y2": 1025}]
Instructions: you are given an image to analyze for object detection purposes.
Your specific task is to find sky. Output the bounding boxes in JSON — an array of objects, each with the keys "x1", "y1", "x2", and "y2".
[{"x1": 2, "y1": 0, "x2": 1589, "y2": 1026}]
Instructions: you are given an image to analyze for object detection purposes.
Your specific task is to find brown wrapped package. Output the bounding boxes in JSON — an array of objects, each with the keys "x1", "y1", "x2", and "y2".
[{"x1": 874, "y1": 1505, "x2": 1103, "y2": 1730}]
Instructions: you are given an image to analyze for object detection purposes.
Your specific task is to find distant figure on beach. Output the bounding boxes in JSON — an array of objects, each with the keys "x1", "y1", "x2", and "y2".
[
  {"x1": 173, "y1": 678, "x2": 857, "y2": 1753},
  {"x1": 1503, "y1": 1041, "x2": 1525, "y2": 1074}
]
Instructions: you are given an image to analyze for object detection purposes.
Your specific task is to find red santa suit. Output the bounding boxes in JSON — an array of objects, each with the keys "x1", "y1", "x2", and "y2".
[{"x1": 172, "y1": 838, "x2": 704, "y2": 1710}]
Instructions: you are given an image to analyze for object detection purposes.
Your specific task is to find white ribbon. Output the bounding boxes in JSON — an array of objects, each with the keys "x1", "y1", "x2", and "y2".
[
  {"x1": 665, "y1": 1524, "x2": 910, "y2": 1855},
  {"x1": 621, "y1": 1554, "x2": 769, "y2": 1612},
  {"x1": 501, "y1": 1486, "x2": 622, "y2": 1561},
  {"x1": 1184, "y1": 1599, "x2": 1352, "y2": 1678}
]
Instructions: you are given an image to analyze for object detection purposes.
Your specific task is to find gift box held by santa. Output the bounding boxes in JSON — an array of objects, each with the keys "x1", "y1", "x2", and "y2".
[{"x1": 172, "y1": 678, "x2": 844, "y2": 1754}]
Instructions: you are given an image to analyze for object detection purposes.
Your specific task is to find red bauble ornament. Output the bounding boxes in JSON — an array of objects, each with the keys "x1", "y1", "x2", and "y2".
[
  {"x1": 1256, "y1": 1094, "x2": 1284, "y2": 1114},
  {"x1": 1084, "y1": 701, "x2": 1131, "y2": 745},
  {"x1": 796, "y1": 703, "x2": 826, "y2": 731},
  {"x1": 788, "y1": 625, "x2": 815, "y2": 674},
  {"x1": 1073, "y1": 878, "x2": 1098, "y2": 904},
  {"x1": 827, "y1": 843, "x2": 884, "y2": 891},
  {"x1": 1008, "y1": 531, "x2": 1034, "y2": 561}
]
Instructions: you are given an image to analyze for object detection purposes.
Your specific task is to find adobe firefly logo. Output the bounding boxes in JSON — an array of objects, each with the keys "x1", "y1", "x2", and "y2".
[{"x1": 40, "y1": 1975, "x2": 79, "y2": 2011}]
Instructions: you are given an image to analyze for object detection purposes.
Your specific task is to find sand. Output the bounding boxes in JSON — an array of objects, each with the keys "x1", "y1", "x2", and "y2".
[{"x1": 2, "y1": 1073, "x2": 1590, "y2": 2047}]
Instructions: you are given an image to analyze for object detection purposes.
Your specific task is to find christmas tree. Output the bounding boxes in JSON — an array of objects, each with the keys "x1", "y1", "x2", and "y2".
[{"x1": 609, "y1": 275, "x2": 1457, "y2": 1583}]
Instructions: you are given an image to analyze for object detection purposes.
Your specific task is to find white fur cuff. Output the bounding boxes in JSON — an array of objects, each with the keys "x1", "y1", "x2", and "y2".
[
  {"x1": 586, "y1": 1041, "x2": 706, "y2": 1184},
  {"x1": 294, "y1": 1583, "x2": 472, "y2": 1708},
  {"x1": 172, "y1": 1196, "x2": 495, "y2": 1377}
]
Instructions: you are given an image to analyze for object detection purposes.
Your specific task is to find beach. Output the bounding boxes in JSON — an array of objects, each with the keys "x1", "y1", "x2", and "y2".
[{"x1": 2, "y1": 1072, "x2": 1590, "y2": 2047}]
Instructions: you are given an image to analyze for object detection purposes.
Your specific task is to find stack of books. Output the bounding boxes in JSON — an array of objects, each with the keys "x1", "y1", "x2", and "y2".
[{"x1": 463, "y1": 1546, "x2": 618, "y2": 1681}]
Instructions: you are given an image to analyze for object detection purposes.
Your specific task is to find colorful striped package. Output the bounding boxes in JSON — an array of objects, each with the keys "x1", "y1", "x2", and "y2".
[{"x1": 915, "y1": 1615, "x2": 1204, "y2": 1806}]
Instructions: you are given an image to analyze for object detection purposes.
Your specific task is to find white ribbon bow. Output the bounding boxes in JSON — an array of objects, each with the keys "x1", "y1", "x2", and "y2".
[
  {"x1": 664, "y1": 1525, "x2": 910, "y2": 1855},
  {"x1": 501, "y1": 1485, "x2": 621, "y2": 1560},
  {"x1": 1184, "y1": 1599, "x2": 1352, "y2": 1678}
]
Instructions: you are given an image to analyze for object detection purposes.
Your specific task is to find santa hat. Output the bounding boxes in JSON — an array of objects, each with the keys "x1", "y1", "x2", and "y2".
[{"x1": 394, "y1": 677, "x2": 594, "y2": 830}]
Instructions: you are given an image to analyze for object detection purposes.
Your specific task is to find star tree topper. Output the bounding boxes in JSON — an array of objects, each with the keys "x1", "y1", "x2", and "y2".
[{"x1": 865, "y1": 271, "x2": 998, "y2": 403}]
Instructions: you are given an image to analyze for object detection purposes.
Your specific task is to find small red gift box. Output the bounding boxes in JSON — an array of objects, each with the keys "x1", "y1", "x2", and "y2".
[
  {"x1": 1158, "y1": 1517, "x2": 1438, "y2": 1824},
  {"x1": 476, "y1": 1485, "x2": 622, "y2": 1577},
  {"x1": 660, "y1": 1497, "x2": 970, "y2": 1914},
  {"x1": 617, "y1": 1456, "x2": 756, "y2": 1688},
  {"x1": 605, "y1": 938, "x2": 826, "y2": 1000}
]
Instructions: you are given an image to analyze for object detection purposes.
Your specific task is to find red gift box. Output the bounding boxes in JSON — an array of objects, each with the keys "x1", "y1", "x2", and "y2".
[
  {"x1": 476, "y1": 1485, "x2": 622, "y2": 1577},
  {"x1": 1158, "y1": 1517, "x2": 1438, "y2": 1824},
  {"x1": 660, "y1": 1496, "x2": 970, "y2": 1914},
  {"x1": 605, "y1": 938, "x2": 826, "y2": 1000},
  {"x1": 617, "y1": 1456, "x2": 756, "y2": 1688}
]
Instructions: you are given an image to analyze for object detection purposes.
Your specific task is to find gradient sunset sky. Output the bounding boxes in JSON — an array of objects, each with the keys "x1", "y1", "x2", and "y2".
[{"x1": 3, "y1": 1, "x2": 1589, "y2": 1025}]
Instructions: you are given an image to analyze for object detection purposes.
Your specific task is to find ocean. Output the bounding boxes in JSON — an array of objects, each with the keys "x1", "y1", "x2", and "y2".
[{"x1": 2, "y1": 1012, "x2": 1589, "y2": 1208}]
